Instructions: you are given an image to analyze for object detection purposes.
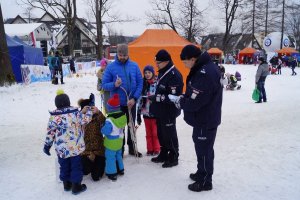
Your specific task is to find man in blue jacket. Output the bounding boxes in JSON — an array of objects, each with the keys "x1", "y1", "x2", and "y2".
[
  {"x1": 102, "y1": 44, "x2": 143, "y2": 157},
  {"x1": 169, "y1": 45, "x2": 223, "y2": 192}
]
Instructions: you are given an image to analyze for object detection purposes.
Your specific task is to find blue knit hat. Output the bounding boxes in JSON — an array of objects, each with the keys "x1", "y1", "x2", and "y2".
[
  {"x1": 143, "y1": 65, "x2": 155, "y2": 75},
  {"x1": 106, "y1": 94, "x2": 120, "y2": 113}
]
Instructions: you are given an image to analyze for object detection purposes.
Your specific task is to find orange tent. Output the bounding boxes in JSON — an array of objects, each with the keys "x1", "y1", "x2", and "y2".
[
  {"x1": 276, "y1": 47, "x2": 299, "y2": 56},
  {"x1": 128, "y1": 29, "x2": 192, "y2": 87},
  {"x1": 207, "y1": 48, "x2": 223, "y2": 63},
  {"x1": 238, "y1": 47, "x2": 257, "y2": 64}
]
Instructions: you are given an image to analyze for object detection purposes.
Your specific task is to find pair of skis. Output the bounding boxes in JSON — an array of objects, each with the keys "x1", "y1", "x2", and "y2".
[{"x1": 120, "y1": 86, "x2": 140, "y2": 159}]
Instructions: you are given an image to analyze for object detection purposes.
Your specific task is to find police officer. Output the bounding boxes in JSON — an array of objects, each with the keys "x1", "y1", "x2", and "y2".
[
  {"x1": 169, "y1": 45, "x2": 223, "y2": 192},
  {"x1": 150, "y1": 49, "x2": 183, "y2": 168}
]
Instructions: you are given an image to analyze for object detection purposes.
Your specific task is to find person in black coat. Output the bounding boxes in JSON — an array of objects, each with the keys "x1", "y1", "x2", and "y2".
[
  {"x1": 149, "y1": 49, "x2": 183, "y2": 168},
  {"x1": 169, "y1": 45, "x2": 223, "y2": 192}
]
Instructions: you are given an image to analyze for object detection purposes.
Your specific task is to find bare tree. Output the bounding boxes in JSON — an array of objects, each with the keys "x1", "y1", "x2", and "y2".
[
  {"x1": 178, "y1": 0, "x2": 207, "y2": 42},
  {"x1": 23, "y1": 6, "x2": 35, "y2": 23},
  {"x1": 19, "y1": 0, "x2": 77, "y2": 56},
  {"x1": 286, "y1": 1, "x2": 300, "y2": 51},
  {"x1": 146, "y1": 0, "x2": 178, "y2": 33},
  {"x1": 146, "y1": 0, "x2": 206, "y2": 42},
  {"x1": 0, "y1": 4, "x2": 15, "y2": 86},
  {"x1": 85, "y1": 0, "x2": 135, "y2": 59},
  {"x1": 214, "y1": 0, "x2": 242, "y2": 53}
]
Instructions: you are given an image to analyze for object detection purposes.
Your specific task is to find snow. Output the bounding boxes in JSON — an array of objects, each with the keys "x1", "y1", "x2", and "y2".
[{"x1": 0, "y1": 64, "x2": 299, "y2": 200}]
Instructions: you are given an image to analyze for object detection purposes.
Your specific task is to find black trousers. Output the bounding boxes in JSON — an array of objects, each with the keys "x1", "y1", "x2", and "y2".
[
  {"x1": 192, "y1": 127, "x2": 217, "y2": 185},
  {"x1": 121, "y1": 105, "x2": 136, "y2": 153},
  {"x1": 156, "y1": 117, "x2": 179, "y2": 157},
  {"x1": 81, "y1": 155, "x2": 105, "y2": 180}
]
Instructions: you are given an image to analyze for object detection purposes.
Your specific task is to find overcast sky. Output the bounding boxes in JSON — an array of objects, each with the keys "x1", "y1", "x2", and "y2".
[{"x1": 1, "y1": 0, "x2": 219, "y2": 36}]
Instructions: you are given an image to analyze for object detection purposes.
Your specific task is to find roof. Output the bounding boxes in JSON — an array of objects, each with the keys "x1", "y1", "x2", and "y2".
[
  {"x1": 276, "y1": 47, "x2": 299, "y2": 54},
  {"x1": 4, "y1": 23, "x2": 43, "y2": 36},
  {"x1": 207, "y1": 47, "x2": 223, "y2": 54},
  {"x1": 129, "y1": 29, "x2": 191, "y2": 47},
  {"x1": 239, "y1": 47, "x2": 257, "y2": 54}
]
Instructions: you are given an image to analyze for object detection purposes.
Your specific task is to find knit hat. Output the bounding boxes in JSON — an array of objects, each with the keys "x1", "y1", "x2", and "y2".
[
  {"x1": 117, "y1": 44, "x2": 128, "y2": 55},
  {"x1": 106, "y1": 94, "x2": 120, "y2": 113},
  {"x1": 55, "y1": 89, "x2": 70, "y2": 109},
  {"x1": 143, "y1": 65, "x2": 155, "y2": 75},
  {"x1": 78, "y1": 99, "x2": 90, "y2": 110},
  {"x1": 78, "y1": 93, "x2": 95, "y2": 110},
  {"x1": 180, "y1": 45, "x2": 202, "y2": 60},
  {"x1": 155, "y1": 49, "x2": 171, "y2": 62},
  {"x1": 100, "y1": 58, "x2": 108, "y2": 67}
]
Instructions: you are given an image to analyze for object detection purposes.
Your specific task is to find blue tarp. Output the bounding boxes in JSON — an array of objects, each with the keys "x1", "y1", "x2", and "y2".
[{"x1": 6, "y1": 35, "x2": 43, "y2": 83}]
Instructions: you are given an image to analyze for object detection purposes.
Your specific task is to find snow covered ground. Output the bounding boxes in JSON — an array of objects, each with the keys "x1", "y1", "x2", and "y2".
[{"x1": 0, "y1": 64, "x2": 299, "y2": 200}]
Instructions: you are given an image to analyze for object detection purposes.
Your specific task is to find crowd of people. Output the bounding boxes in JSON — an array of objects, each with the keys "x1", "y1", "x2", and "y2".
[{"x1": 42, "y1": 43, "x2": 298, "y2": 195}]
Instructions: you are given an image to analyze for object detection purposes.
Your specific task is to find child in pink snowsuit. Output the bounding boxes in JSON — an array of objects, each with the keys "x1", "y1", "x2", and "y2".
[{"x1": 137, "y1": 65, "x2": 160, "y2": 156}]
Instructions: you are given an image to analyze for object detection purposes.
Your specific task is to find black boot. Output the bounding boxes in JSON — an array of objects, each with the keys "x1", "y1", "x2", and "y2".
[
  {"x1": 71, "y1": 183, "x2": 87, "y2": 195},
  {"x1": 128, "y1": 148, "x2": 143, "y2": 157},
  {"x1": 63, "y1": 181, "x2": 72, "y2": 191},
  {"x1": 162, "y1": 151, "x2": 178, "y2": 168},
  {"x1": 107, "y1": 173, "x2": 118, "y2": 181},
  {"x1": 188, "y1": 181, "x2": 213, "y2": 192},
  {"x1": 189, "y1": 173, "x2": 198, "y2": 182},
  {"x1": 151, "y1": 148, "x2": 167, "y2": 163}
]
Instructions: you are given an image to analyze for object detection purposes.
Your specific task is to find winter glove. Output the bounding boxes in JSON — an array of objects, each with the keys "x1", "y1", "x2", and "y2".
[
  {"x1": 89, "y1": 93, "x2": 95, "y2": 106},
  {"x1": 43, "y1": 145, "x2": 51, "y2": 156},
  {"x1": 137, "y1": 110, "x2": 142, "y2": 125},
  {"x1": 168, "y1": 94, "x2": 182, "y2": 109}
]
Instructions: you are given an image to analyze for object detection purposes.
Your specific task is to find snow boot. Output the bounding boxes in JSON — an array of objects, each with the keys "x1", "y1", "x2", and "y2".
[
  {"x1": 188, "y1": 181, "x2": 213, "y2": 192},
  {"x1": 189, "y1": 173, "x2": 198, "y2": 182},
  {"x1": 162, "y1": 151, "x2": 178, "y2": 168},
  {"x1": 151, "y1": 148, "x2": 167, "y2": 163},
  {"x1": 118, "y1": 169, "x2": 124, "y2": 176},
  {"x1": 107, "y1": 174, "x2": 118, "y2": 181},
  {"x1": 71, "y1": 183, "x2": 87, "y2": 195},
  {"x1": 63, "y1": 181, "x2": 72, "y2": 191}
]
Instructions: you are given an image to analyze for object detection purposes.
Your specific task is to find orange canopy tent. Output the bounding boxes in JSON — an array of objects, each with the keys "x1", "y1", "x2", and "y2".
[
  {"x1": 276, "y1": 47, "x2": 299, "y2": 56},
  {"x1": 238, "y1": 47, "x2": 257, "y2": 64},
  {"x1": 128, "y1": 29, "x2": 193, "y2": 87},
  {"x1": 207, "y1": 48, "x2": 223, "y2": 63}
]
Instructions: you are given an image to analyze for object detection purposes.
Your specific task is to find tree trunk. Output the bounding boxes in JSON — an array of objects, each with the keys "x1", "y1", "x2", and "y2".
[
  {"x1": 252, "y1": 0, "x2": 255, "y2": 48},
  {"x1": 265, "y1": 0, "x2": 269, "y2": 36},
  {"x1": 96, "y1": 0, "x2": 103, "y2": 60},
  {"x1": 0, "y1": 4, "x2": 15, "y2": 86},
  {"x1": 280, "y1": 0, "x2": 285, "y2": 49}
]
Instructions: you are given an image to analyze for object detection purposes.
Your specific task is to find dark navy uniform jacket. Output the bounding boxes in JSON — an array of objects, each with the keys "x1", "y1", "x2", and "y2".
[
  {"x1": 150, "y1": 61, "x2": 184, "y2": 119},
  {"x1": 180, "y1": 52, "x2": 223, "y2": 128}
]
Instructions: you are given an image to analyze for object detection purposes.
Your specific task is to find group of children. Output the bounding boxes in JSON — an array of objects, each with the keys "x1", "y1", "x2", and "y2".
[
  {"x1": 43, "y1": 61, "x2": 160, "y2": 195},
  {"x1": 219, "y1": 65, "x2": 242, "y2": 90}
]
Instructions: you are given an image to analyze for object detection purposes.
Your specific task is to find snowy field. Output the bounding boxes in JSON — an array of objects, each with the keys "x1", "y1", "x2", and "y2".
[{"x1": 0, "y1": 64, "x2": 299, "y2": 200}]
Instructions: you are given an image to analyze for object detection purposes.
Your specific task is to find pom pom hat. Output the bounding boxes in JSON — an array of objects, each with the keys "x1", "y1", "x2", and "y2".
[
  {"x1": 55, "y1": 89, "x2": 70, "y2": 109},
  {"x1": 106, "y1": 94, "x2": 120, "y2": 113}
]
